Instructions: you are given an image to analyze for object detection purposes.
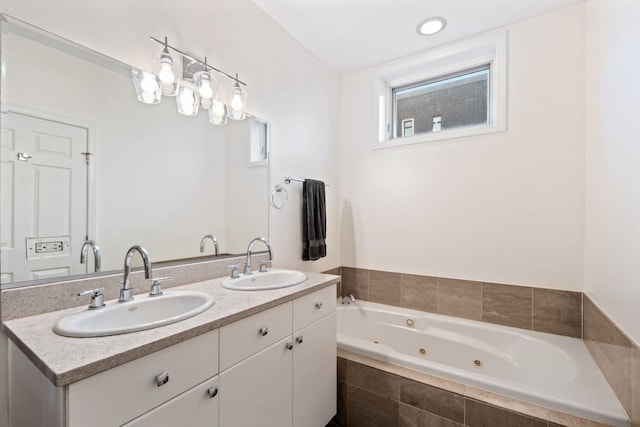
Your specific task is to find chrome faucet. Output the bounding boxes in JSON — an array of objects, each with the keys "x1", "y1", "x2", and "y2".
[
  {"x1": 120, "y1": 245, "x2": 152, "y2": 302},
  {"x1": 80, "y1": 240, "x2": 101, "y2": 272},
  {"x1": 244, "y1": 237, "x2": 273, "y2": 275},
  {"x1": 199, "y1": 234, "x2": 219, "y2": 256},
  {"x1": 342, "y1": 294, "x2": 355, "y2": 305}
]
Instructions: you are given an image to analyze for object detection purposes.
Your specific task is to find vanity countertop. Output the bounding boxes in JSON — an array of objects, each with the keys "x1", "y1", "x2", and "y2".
[{"x1": 2, "y1": 272, "x2": 339, "y2": 387}]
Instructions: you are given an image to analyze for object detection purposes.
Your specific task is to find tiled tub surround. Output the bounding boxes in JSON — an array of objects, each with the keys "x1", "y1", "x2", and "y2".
[
  {"x1": 340, "y1": 267, "x2": 583, "y2": 338},
  {"x1": 584, "y1": 296, "x2": 640, "y2": 427},
  {"x1": 336, "y1": 300, "x2": 627, "y2": 427},
  {"x1": 336, "y1": 354, "x2": 615, "y2": 427},
  {"x1": 1, "y1": 256, "x2": 339, "y2": 386}
]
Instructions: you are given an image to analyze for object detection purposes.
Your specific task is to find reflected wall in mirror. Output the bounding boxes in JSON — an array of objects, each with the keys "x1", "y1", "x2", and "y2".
[{"x1": 0, "y1": 16, "x2": 269, "y2": 288}]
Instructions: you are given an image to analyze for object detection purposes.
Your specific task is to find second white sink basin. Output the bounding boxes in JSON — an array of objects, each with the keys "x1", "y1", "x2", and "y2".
[
  {"x1": 53, "y1": 290, "x2": 215, "y2": 338},
  {"x1": 221, "y1": 269, "x2": 307, "y2": 291}
]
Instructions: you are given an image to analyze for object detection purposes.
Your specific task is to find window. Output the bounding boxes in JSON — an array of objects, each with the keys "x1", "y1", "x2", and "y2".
[
  {"x1": 392, "y1": 65, "x2": 490, "y2": 139},
  {"x1": 401, "y1": 118, "x2": 414, "y2": 137},
  {"x1": 374, "y1": 30, "x2": 507, "y2": 149}
]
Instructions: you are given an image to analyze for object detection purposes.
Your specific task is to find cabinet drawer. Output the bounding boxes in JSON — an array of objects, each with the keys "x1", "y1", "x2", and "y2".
[
  {"x1": 293, "y1": 285, "x2": 336, "y2": 331},
  {"x1": 219, "y1": 302, "x2": 292, "y2": 371},
  {"x1": 124, "y1": 376, "x2": 219, "y2": 427},
  {"x1": 67, "y1": 329, "x2": 219, "y2": 427}
]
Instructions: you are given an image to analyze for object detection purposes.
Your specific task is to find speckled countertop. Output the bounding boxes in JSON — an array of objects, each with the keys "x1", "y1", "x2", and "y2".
[{"x1": 2, "y1": 272, "x2": 339, "y2": 387}]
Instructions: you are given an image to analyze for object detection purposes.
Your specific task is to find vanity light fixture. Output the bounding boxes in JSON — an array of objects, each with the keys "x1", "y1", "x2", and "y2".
[
  {"x1": 132, "y1": 36, "x2": 248, "y2": 124},
  {"x1": 132, "y1": 69, "x2": 161, "y2": 104},
  {"x1": 194, "y1": 57, "x2": 218, "y2": 110},
  {"x1": 228, "y1": 74, "x2": 248, "y2": 121},
  {"x1": 416, "y1": 17, "x2": 447, "y2": 36},
  {"x1": 151, "y1": 37, "x2": 181, "y2": 96}
]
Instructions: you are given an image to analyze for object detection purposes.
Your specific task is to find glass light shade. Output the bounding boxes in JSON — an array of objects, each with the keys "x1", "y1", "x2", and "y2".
[
  {"x1": 132, "y1": 69, "x2": 161, "y2": 104},
  {"x1": 208, "y1": 99, "x2": 228, "y2": 125},
  {"x1": 194, "y1": 70, "x2": 218, "y2": 110},
  {"x1": 176, "y1": 80, "x2": 200, "y2": 116},
  {"x1": 152, "y1": 50, "x2": 181, "y2": 96},
  {"x1": 228, "y1": 83, "x2": 247, "y2": 120}
]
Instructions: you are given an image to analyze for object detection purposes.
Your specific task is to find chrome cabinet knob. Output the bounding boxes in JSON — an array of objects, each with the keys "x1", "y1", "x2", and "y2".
[
  {"x1": 155, "y1": 372, "x2": 169, "y2": 387},
  {"x1": 259, "y1": 326, "x2": 269, "y2": 336},
  {"x1": 207, "y1": 386, "x2": 218, "y2": 399},
  {"x1": 295, "y1": 335, "x2": 304, "y2": 344},
  {"x1": 285, "y1": 342, "x2": 294, "y2": 350},
  {"x1": 315, "y1": 302, "x2": 323, "y2": 309}
]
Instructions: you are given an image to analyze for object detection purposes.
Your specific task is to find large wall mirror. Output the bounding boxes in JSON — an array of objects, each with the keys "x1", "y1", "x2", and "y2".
[{"x1": 0, "y1": 15, "x2": 269, "y2": 288}]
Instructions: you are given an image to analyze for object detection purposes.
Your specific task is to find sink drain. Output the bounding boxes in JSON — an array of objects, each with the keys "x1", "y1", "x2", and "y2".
[{"x1": 473, "y1": 359, "x2": 483, "y2": 369}]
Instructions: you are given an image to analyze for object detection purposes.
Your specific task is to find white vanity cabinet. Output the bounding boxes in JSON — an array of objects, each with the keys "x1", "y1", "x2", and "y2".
[
  {"x1": 292, "y1": 286, "x2": 337, "y2": 427},
  {"x1": 218, "y1": 284, "x2": 337, "y2": 427},
  {"x1": 8, "y1": 282, "x2": 337, "y2": 427},
  {"x1": 8, "y1": 329, "x2": 220, "y2": 427}
]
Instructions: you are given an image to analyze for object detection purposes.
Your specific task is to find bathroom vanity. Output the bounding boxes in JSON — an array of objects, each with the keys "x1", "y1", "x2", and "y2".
[{"x1": 4, "y1": 272, "x2": 338, "y2": 427}]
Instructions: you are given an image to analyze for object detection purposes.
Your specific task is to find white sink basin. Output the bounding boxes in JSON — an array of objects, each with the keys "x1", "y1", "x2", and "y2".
[
  {"x1": 53, "y1": 291, "x2": 215, "y2": 338},
  {"x1": 221, "y1": 269, "x2": 307, "y2": 291}
]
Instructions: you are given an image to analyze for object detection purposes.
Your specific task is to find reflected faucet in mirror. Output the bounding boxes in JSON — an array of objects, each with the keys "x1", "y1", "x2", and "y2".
[
  {"x1": 199, "y1": 234, "x2": 219, "y2": 256},
  {"x1": 244, "y1": 237, "x2": 273, "y2": 275},
  {"x1": 80, "y1": 240, "x2": 101, "y2": 272},
  {"x1": 120, "y1": 245, "x2": 152, "y2": 302}
]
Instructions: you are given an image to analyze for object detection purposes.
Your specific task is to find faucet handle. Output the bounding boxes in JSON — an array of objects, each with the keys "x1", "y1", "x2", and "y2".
[
  {"x1": 258, "y1": 260, "x2": 270, "y2": 273},
  {"x1": 227, "y1": 264, "x2": 240, "y2": 279},
  {"x1": 149, "y1": 276, "x2": 174, "y2": 296},
  {"x1": 78, "y1": 288, "x2": 106, "y2": 310}
]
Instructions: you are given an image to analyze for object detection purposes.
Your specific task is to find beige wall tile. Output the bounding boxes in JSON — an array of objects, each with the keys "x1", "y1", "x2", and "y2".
[
  {"x1": 482, "y1": 282, "x2": 532, "y2": 330},
  {"x1": 348, "y1": 360, "x2": 400, "y2": 401},
  {"x1": 369, "y1": 270, "x2": 401, "y2": 306},
  {"x1": 532, "y1": 288, "x2": 582, "y2": 338},
  {"x1": 584, "y1": 296, "x2": 640, "y2": 427},
  {"x1": 336, "y1": 380, "x2": 348, "y2": 426},
  {"x1": 438, "y1": 278, "x2": 482, "y2": 321},
  {"x1": 401, "y1": 274, "x2": 438, "y2": 313},
  {"x1": 342, "y1": 267, "x2": 369, "y2": 301},
  {"x1": 465, "y1": 399, "x2": 547, "y2": 427},
  {"x1": 348, "y1": 384, "x2": 399, "y2": 427},
  {"x1": 399, "y1": 379, "x2": 464, "y2": 424}
]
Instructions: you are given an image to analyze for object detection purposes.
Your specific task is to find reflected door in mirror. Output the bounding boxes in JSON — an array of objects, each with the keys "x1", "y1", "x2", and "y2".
[{"x1": 0, "y1": 112, "x2": 89, "y2": 284}]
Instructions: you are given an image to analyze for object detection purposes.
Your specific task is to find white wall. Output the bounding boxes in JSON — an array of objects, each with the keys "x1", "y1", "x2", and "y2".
[
  {"x1": 339, "y1": 5, "x2": 586, "y2": 290},
  {"x1": 584, "y1": 0, "x2": 640, "y2": 346}
]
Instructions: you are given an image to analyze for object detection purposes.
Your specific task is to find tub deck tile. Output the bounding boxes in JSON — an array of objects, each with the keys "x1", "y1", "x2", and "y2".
[
  {"x1": 464, "y1": 398, "x2": 548, "y2": 427},
  {"x1": 348, "y1": 384, "x2": 399, "y2": 427},
  {"x1": 399, "y1": 378, "x2": 465, "y2": 424}
]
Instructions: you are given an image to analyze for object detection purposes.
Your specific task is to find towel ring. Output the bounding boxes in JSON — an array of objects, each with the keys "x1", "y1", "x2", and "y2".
[{"x1": 271, "y1": 184, "x2": 288, "y2": 209}]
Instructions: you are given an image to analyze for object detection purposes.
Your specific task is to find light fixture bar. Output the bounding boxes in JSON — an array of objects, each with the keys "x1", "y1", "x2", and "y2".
[{"x1": 150, "y1": 36, "x2": 247, "y2": 86}]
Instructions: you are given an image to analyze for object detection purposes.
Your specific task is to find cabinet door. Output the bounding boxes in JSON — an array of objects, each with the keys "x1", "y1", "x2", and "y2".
[
  {"x1": 219, "y1": 336, "x2": 293, "y2": 427},
  {"x1": 293, "y1": 312, "x2": 337, "y2": 427},
  {"x1": 124, "y1": 376, "x2": 219, "y2": 427}
]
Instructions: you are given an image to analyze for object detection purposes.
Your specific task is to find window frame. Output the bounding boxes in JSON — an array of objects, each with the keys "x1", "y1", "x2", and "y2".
[
  {"x1": 373, "y1": 30, "x2": 507, "y2": 150},
  {"x1": 401, "y1": 118, "x2": 414, "y2": 137},
  {"x1": 391, "y1": 64, "x2": 491, "y2": 140}
]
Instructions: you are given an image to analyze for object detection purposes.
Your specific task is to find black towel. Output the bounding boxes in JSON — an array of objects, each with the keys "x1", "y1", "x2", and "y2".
[{"x1": 302, "y1": 179, "x2": 327, "y2": 261}]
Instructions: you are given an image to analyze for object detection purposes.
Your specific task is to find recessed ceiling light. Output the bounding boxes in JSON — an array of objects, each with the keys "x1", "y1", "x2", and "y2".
[{"x1": 417, "y1": 17, "x2": 447, "y2": 36}]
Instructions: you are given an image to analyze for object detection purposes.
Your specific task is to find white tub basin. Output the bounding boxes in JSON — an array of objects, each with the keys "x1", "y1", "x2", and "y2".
[
  {"x1": 53, "y1": 291, "x2": 215, "y2": 338},
  {"x1": 221, "y1": 269, "x2": 307, "y2": 291}
]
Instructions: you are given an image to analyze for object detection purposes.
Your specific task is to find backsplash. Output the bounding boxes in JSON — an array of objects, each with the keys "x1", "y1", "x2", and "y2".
[
  {"x1": 1, "y1": 254, "x2": 269, "y2": 322},
  {"x1": 338, "y1": 267, "x2": 582, "y2": 338}
]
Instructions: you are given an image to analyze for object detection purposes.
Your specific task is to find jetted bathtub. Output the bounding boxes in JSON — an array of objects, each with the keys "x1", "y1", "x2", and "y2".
[{"x1": 336, "y1": 299, "x2": 628, "y2": 427}]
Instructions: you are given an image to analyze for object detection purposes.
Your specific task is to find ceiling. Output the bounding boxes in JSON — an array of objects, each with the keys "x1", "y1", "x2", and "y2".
[{"x1": 251, "y1": 0, "x2": 584, "y2": 74}]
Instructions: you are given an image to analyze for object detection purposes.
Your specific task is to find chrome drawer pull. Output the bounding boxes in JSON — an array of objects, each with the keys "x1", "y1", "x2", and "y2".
[
  {"x1": 207, "y1": 386, "x2": 219, "y2": 399},
  {"x1": 315, "y1": 302, "x2": 323, "y2": 309},
  {"x1": 259, "y1": 326, "x2": 269, "y2": 336},
  {"x1": 155, "y1": 372, "x2": 169, "y2": 387}
]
